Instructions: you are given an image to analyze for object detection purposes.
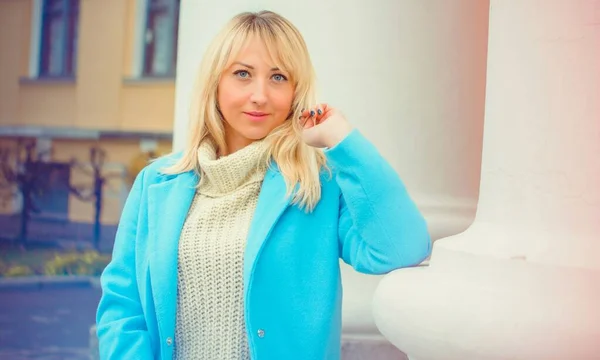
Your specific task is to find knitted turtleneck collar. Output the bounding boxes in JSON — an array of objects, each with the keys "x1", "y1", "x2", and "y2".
[{"x1": 196, "y1": 140, "x2": 268, "y2": 197}]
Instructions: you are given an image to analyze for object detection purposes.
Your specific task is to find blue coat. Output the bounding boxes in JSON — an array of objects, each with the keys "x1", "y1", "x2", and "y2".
[{"x1": 96, "y1": 129, "x2": 431, "y2": 360}]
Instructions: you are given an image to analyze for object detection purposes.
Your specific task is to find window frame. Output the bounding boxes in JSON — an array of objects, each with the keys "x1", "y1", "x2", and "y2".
[
  {"x1": 38, "y1": 0, "x2": 80, "y2": 78},
  {"x1": 141, "y1": 0, "x2": 180, "y2": 78}
]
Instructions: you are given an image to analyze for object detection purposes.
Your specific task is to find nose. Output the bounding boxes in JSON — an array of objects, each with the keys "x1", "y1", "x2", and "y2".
[{"x1": 249, "y1": 79, "x2": 267, "y2": 105}]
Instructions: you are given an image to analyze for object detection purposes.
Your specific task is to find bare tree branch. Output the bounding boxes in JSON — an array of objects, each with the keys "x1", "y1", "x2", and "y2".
[
  {"x1": 70, "y1": 160, "x2": 95, "y2": 177},
  {"x1": 68, "y1": 183, "x2": 94, "y2": 202}
]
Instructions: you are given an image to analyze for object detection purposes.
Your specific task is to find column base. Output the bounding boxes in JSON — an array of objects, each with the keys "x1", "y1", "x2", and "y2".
[{"x1": 372, "y1": 228, "x2": 600, "y2": 360}]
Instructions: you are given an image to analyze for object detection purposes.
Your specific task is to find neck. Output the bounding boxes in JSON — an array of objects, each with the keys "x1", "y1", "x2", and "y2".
[{"x1": 221, "y1": 125, "x2": 254, "y2": 157}]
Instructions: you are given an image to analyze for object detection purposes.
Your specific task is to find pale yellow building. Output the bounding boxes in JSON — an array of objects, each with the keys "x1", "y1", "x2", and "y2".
[{"x1": 0, "y1": 0, "x2": 178, "y2": 247}]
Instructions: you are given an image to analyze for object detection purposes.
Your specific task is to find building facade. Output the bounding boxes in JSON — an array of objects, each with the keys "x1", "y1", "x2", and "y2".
[{"x1": 0, "y1": 0, "x2": 179, "y2": 248}]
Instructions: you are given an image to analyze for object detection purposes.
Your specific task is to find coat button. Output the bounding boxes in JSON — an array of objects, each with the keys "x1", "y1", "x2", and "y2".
[
  {"x1": 257, "y1": 329, "x2": 265, "y2": 338},
  {"x1": 166, "y1": 337, "x2": 173, "y2": 346}
]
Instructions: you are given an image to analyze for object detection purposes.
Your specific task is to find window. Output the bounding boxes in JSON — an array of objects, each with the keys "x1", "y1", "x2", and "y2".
[
  {"x1": 143, "y1": 0, "x2": 180, "y2": 77},
  {"x1": 32, "y1": 162, "x2": 71, "y2": 220},
  {"x1": 39, "y1": 0, "x2": 80, "y2": 77}
]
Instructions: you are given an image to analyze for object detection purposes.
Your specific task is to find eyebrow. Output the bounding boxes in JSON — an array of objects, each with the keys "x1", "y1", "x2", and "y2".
[{"x1": 233, "y1": 61, "x2": 280, "y2": 71}]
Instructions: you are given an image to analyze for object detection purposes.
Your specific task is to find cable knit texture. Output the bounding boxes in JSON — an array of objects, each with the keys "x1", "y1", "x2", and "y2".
[{"x1": 174, "y1": 139, "x2": 268, "y2": 360}]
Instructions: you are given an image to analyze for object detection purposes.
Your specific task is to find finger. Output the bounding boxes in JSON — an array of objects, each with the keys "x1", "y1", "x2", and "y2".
[
  {"x1": 306, "y1": 108, "x2": 318, "y2": 128},
  {"x1": 297, "y1": 108, "x2": 310, "y2": 125},
  {"x1": 315, "y1": 105, "x2": 324, "y2": 121},
  {"x1": 298, "y1": 110, "x2": 314, "y2": 129},
  {"x1": 316, "y1": 104, "x2": 333, "y2": 124},
  {"x1": 310, "y1": 111, "x2": 317, "y2": 127}
]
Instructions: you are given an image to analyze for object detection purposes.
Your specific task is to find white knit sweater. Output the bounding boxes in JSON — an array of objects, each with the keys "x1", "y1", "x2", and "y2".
[{"x1": 174, "y1": 140, "x2": 268, "y2": 359}]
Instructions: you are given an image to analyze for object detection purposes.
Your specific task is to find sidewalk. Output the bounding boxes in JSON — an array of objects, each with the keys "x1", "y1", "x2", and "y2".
[{"x1": 0, "y1": 279, "x2": 101, "y2": 360}]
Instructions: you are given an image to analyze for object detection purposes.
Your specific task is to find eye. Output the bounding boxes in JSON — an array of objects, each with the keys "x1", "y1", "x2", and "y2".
[
  {"x1": 272, "y1": 74, "x2": 288, "y2": 82},
  {"x1": 234, "y1": 70, "x2": 250, "y2": 78}
]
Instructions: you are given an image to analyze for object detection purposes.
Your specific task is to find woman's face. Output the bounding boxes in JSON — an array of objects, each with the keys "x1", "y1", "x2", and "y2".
[{"x1": 217, "y1": 36, "x2": 295, "y2": 154}]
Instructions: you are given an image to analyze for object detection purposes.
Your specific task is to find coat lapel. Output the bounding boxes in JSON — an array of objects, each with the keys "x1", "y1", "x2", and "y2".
[
  {"x1": 147, "y1": 170, "x2": 197, "y2": 341},
  {"x1": 243, "y1": 166, "x2": 291, "y2": 290},
  {"x1": 146, "y1": 165, "x2": 291, "y2": 339}
]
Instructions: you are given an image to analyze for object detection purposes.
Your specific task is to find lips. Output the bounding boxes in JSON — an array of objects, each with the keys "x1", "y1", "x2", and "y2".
[
  {"x1": 245, "y1": 111, "x2": 268, "y2": 117},
  {"x1": 244, "y1": 111, "x2": 269, "y2": 121}
]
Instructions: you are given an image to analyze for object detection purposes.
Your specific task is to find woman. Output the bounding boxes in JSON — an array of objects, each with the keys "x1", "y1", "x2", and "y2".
[{"x1": 96, "y1": 10, "x2": 431, "y2": 360}]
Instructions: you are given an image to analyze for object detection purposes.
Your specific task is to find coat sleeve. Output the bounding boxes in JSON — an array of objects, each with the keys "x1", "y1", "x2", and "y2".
[
  {"x1": 324, "y1": 129, "x2": 432, "y2": 274},
  {"x1": 96, "y1": 167, "x2": 154, "y2": 359}
]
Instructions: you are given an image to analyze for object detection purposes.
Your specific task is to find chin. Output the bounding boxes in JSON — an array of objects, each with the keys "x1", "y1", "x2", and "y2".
[{"x1": 240, "y1": 127, "x2": 272, "y2": 141}]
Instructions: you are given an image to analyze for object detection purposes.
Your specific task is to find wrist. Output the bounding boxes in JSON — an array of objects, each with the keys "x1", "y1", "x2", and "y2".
[{"x1": 324, "y1": 124, "x2": 354, "y2": 148}]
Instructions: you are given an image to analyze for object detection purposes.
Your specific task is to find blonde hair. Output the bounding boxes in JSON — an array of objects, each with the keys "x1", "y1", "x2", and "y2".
[{"x1": 162, "y1": 10, "x2": 329, "y2": 212}]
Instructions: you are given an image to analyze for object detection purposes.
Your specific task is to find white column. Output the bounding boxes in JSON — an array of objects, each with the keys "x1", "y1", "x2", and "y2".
[
  {"x1": 373, "y1": 1, "x2": 600, "y2": 359},
  {"x1": 174, "y1": 0, "x2": 488, "y2": 343}
]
